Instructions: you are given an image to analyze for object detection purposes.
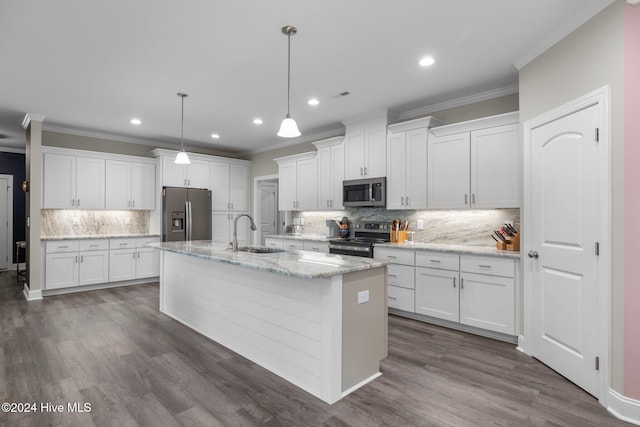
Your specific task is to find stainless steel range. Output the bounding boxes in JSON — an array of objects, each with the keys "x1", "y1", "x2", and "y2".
[{"x1": 328, "y1": 222, "x2": 392, "y2": 258}]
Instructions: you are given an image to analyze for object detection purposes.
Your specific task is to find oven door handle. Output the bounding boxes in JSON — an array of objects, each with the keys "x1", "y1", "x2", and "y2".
[{"x1": 328, "y1": 244, "x2": 372, "y2": 253}]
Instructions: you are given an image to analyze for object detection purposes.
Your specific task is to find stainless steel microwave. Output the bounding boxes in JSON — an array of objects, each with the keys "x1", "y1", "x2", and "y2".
[{"x1": 343, "y1": 178, "x2": 386, "y2": 207}]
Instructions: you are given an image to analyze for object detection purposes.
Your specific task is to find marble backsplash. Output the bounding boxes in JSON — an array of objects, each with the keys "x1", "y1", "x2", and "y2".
[
  {"x1": 41, "y1": 210, "x2": 150, "y2": 237},
  {"x1": 296, "y1": 208, "x2": 520, "y2": 245}
]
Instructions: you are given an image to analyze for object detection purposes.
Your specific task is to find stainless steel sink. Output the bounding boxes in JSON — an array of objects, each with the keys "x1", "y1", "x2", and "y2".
[{"x1": 235, "y1": 246, "x2": 285, "y2": 254}]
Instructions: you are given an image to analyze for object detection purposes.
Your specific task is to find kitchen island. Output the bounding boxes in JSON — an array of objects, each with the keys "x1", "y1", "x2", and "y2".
[{"x1": 148, "y1": 241, "x2": 389, "y2": 404}]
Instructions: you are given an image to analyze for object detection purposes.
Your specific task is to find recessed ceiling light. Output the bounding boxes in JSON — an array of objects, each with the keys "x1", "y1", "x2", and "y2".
[
  {"x1": 419, "y1": 56, "x2": 435, "y2": 67},
  {"x1": 308, "y1": 98, "x2": 319, "y2": 106},
  {"x1": 211, "y1": 133, "x2": 220, "y2": 139},
  {"x1": 130, "y1": 118, "x2": 141, "y2": 125},
  {"x1": 253, "y1": 118, "x2": 263, "y2": 125}
]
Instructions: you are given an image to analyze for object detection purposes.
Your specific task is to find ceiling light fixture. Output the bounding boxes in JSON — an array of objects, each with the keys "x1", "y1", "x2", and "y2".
[
  {"x1": 130, "y1": 118, "x2": 141, "y2": 125},
  {"x1": 211, "y1": 133, "x2": 220, "y2": 139},
  {"x1": 277, "y1": 25, "x2": 301, "y2": 138},
  {"x1": 174, "y1": 93, "x2": 191, "y2": 165},
  {"x1": 419, "y1": 56, "x2": 435, "y2": 67},
  {"x1": 307, "y1": 98, "x2": 319, "y2": 106},
  {"x1": 253, "y1": 118, "x2": 263, "y2": 125}
]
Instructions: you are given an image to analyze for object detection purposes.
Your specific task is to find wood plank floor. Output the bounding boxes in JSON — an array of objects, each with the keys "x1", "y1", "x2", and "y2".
[{"x1": 0, "y1": 271, "x2": 628, "y2": 427}]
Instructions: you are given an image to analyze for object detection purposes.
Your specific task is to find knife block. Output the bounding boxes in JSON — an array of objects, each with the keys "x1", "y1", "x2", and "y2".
[
  {"x1": 497, "y1": 233, "x2": 520, "y2": 251},
  {"x1": 390, "y1": 230, "x2": 408, "y2": 243}
]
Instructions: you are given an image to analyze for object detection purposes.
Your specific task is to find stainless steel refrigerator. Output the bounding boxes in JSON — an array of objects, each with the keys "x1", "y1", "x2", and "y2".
[{"x1": 162, "y1": 187, "x2": 212, "y2": 242}]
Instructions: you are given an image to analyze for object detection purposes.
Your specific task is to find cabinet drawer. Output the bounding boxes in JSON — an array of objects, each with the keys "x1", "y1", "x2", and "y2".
[
  {"x1": 415, "y1": 251, "x2": 459, "y2": 271},
  {"x1": 45, "y1": 240, "x2": 80, "y2": 253},
  {"x1": 388, "y1": 286, "x2": 415, "y2": 312},
  {"x1": 460, "y1": 255, "x2": 515, "y2": 278},
  {"x1": 264, "y1": 238, "x2": 284, "y2": 249},
  {"x1": 136, "y1": 237, "x2": 160, "y2": 247},
  {"x1": 283, "y1": 240, "x2": 304, "y2": 251},
  {"x1": 110, "y1": 238, "x2": 137, "y2": 249},
  {"x1": 303, "y1": 241, "x2": 330, "y2": 253},
  {"x1": 387, "y1": 264, "x2": 414, "y2": 289},
  {"x1": 374, "y1": 247, "x2": 415, "y2": 266},
  {"x1": 79, "y1": 239, "x2": 109, "y2": 251}
]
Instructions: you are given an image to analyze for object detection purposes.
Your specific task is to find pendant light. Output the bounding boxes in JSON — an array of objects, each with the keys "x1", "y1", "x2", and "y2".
[
  {"x1": 174, "y1": 92, "x2": 191, "y2": 164},
  {"x1": 277, "y1": 26, "x2": 301, "y2": 138}
]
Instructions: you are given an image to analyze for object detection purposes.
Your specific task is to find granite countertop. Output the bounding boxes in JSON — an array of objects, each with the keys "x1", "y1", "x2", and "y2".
[
  {"x1": 375, "y1": 242, "x2": 521, "y2": 259},
  {"x1": 265, "y1": 234, "x2": 335, "y2": 242},
  {"x1": 148, "y1": 240, "x2": 390, "y2": 279},
  {"x1": 41, "y1": 233, "x2": 161, "y2": 241}
]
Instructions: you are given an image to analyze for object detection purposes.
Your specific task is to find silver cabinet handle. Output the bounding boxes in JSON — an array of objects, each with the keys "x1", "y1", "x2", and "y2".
[
  {"x1": 188, "y1": 179, "x2": 191, "y2": 186},
  {"x1": 80, "y1": 255, "x2": 83, "y2": 262},
  {"x1": 293, "y1": 201, "x2": 296, "y2": 208},
  {"x1": 128, "y1": 200, "x2": 131, "y2": 208},
  {"x1": 74, "y1": 256, "x2": 78, "y2": 263},
  {"x1": 132, "y1": 252, "x2": 136, "y2": 259},
  {"x1": 430, "y1": 259, "x2": 441, "y2": 263},
  {"x1": 387, "y1": 255, "x2": 396, "y2": 259},
  {"x1": 465, "y1": 194, "x2": 468, "y2": 205},
  {"x1": 137, "y1": 251, "x2": 140, "y2": 258},
  {"x1": 58, "y1": 245, "x2": 69, "y2": 249},
  {"x1": 478, "y1": 265, "x2": 492, "y2": 268},
  {"x1": 388, "y1": 274, "x2": 397, "y2": 277},
  {"x1": 528, "y1": 250, "x2": 539, "y2": 259},
  {"x1": 405, "y1": 196, "x2": 409, "y2": 206},
  {"x1": 90, "y1": 244, "x2": 99, "y2": 247},
  {"x1": 119, "y1": 243, "x2": 128, "y2": 246},
  {"x1": 472, "y1": 193, "x2": 476, "y2": 204},
  {"x1": 360, "y1": 167, "x2": 363, "y2": 176},
  {"x1": 461, "y1": 278, "x2": 464, "y2": 289},
  {"x1": 77, "y1": 199, "x2": 80, "y2": 207},
  {"x1": 364, "y1": 167, "x2": 368, "y2": 176},
  {"x1": 400, "y1": 196, "x2": 404, "y2": 206},
  {"x1": 388, "y1": 296, "x2": 397, "y2": 300},
  {"x1": 453, "y1": 277, "x2": 456, "y2": 288},
  {"x1": 132, "y1": 200, "x2": 135, "y2": 208}
]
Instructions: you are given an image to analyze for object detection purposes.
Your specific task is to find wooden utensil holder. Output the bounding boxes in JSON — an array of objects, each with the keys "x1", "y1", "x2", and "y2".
[
  {"x1": 391, "y1": 230, "x2": 408, "y2": 243},
  {"x1": 497, "y1": 233, "x2": 520, "y2": 251}
]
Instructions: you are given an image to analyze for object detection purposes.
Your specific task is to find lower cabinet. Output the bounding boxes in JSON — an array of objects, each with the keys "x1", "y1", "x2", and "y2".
[
  {"x1": 264, "y1": 238, "x2": 329, "y2": 253},
  {"x1": 374, "y1": 247, "x2": 416, "y2": 312},
  {"x1": 302, "y1": 241, "x2": 329, "y2": 253},
  {"x1": 44, "y1": 237, "x2": 159, "y2": 291},
  {"x1": 415, "y1": 267, "x2": 459, "y2": 322}
]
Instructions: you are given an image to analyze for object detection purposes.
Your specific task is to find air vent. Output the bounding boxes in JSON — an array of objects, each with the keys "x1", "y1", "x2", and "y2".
[{"x1": 333, "y1": 91, "x2": 351, "y2": 99}]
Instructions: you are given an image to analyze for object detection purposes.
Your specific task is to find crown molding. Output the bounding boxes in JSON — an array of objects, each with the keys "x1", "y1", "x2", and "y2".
[
  {"x1": 398, "y1": 85, "x2": 519, "y2": 121},
  {"x1": 242, "y1": 126, "x2": 346, "y2": 156},
  {"x1": 514, "y1": 0, "x2": 616, "y2": 70},
  {"x1": 42, "y1": 124, "x2": 177, "y2": 149},
  {"x1": 21, "y1": 113, "x2": 46, "y2": 129}
]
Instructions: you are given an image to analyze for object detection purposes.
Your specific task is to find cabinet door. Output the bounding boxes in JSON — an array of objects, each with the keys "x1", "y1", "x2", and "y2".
[
  {"x1": 330, "y1": 144, "x2": 345, "y2": 209},
  {"x1": 210, "y1": 162, "x2": 231, "y2": 210},
  {"x1": 229, "y1": 164, "x2": 249, "y2": 212},
  {"x1": 109, "y1": 249, "x2": 137, "y2": 282},
  {"x1": 76, "y1": 157, "x2": 105, "y2": 209},
  {"x1": 162, "y1": 156, "x2": 187, "y2": 187},
  {"x1": 105, "y1": 160, "x2": 132, "y2": 209},
  {"x1": 344, "y1": 129, "x2": 365, "y2": 180},
  {"x1": 405, "y1": 128, "x2": 428, "y2": 209},
  {"x1": 428, "y1": 132, "x2": 470, "y2": 209},
  {"x1": 278, "y1": 162, "x2": 297, "y2": 210},
  {"x1": 136, "y1": 248, "x2": 160, "y2": 279},
  {"x1": 386, "y1": 132, "x2": 407, "y2": 209},
  {"x1": 471, "y1": 124, "x2": 519, "y2": 208},
  {"x1": 78, "y1": 250, "x2": 109, "y2": 286},
  {"x1": 415, "y1": 267, "x2": 459, "y2": 322},
  {"x1": 296, "y1": 158, "x2": 318, "y2": 211},
  {"x1": 131, "y1": 162, "x2": 156, "y2": 210},
  {"x1": 459, "y1": 272, "x2": 515, "y2": 335},
  {"x1": 43, "y1": 153, "x2": 75, "y2": 209},
  {"x1": 316, "y1": 147, "x2": 332, "y2": 209},
  {"x1": 211, "y1": 212, "x2": 231, "y2": 244},
  {"x1": 186, "y1": 159, "x2": 210, "y2": 189},
  {"x1": 45, "y1": 252, "x2": 79, "y2": 289},
  {"x1": 388, "y1": 286, "x2": 415, "y2": 312},
  {"x1": 364, "y1": 125, "x2": 387, "y2": 178}
]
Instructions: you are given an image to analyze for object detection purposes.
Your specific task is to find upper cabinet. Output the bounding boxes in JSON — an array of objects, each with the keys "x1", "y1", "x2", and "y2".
[
  {"x1": 161, "y1": 156, "x2": 210, "y2": 189},
  {"x1": 43, "y1": 153, "x2": 105, "y2": 209},
  {"x1": 428, "y1": 112, "x2": 520, "y2": 209},
  {"x1": 275, "y1": 152, "x2": 318, "y2": 211},
  {"x1": 386, "y1": 116, "x2": 442, "y2": 210},
  {"x1": 105, "y1": 160, "x2": 156, "y2": 210},
  {"x1": 343, "y1": 112, "x2": 393, "y2": 180},
  {"x1": 210, "y1": 160, "x2": 250, "y2": 212},
  {"x1": 312, "y1": 137, "x2": 344, "y2": 210}
]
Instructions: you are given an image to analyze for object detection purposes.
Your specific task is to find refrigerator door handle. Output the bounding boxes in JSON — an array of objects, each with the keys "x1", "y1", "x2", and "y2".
[{"x1": 186, "y1": 201, "x2": 192, "y2": 240}]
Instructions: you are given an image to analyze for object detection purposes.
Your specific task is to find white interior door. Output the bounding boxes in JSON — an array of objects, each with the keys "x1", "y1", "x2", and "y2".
[
  {"x1": 259, "y1": 182, "x2": 277, "y2": 246},
  {"x1": 529, "y1": 104, "x2": 600, "y2": 396},
  {"x1": 0, "y1": 177, "x2": 8, "y2": 270}
]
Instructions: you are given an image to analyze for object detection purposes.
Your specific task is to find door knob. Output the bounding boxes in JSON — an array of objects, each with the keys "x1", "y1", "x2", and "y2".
[{"x1": 528, "y1": 250, "x2": 539, "y2": 259}]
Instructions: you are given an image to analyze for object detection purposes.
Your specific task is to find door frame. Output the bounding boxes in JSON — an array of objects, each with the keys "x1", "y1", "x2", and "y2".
[
  {"x1": 253, "y1": 174, "x2": 280, "y2": 246},
  {"x1": 522, "y1": 86, "x2": 611, "y2": 404},
  {"x1": 0, "y1": 174, "x2": 13, "y2": 270}
]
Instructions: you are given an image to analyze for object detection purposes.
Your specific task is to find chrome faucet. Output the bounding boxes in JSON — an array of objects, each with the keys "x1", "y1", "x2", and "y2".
[{"x1": 232, "y1": 213, "x2": 257, "y2": 252}]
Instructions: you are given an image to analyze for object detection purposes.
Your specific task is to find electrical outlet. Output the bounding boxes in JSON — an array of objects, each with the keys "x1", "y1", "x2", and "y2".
[
  {"x1": 505, "y1": 220, "x2": 514, "y2": 227},
  {"x1": 357, "y1": 290, "x2": 369, "y2": 304},
  {"x1": 72, "y1": 217, "x2": 80, "y2": 226},
  {"x1": 417, "y1": 219, "x2": 424, "y2": 230}
]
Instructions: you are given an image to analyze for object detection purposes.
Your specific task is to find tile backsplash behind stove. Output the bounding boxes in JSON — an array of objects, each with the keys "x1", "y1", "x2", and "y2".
[{"x1": 298, "y1": 208, "x2": 520, "y2": 246}]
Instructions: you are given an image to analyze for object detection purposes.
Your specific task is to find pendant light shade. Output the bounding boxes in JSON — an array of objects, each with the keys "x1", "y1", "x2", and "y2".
[
  {"x1": 174, "y1": 92, "x2": 191, "y2": 165},
  {"x1": 278, "y1": 26, "x2": 301, "y2": 138}
]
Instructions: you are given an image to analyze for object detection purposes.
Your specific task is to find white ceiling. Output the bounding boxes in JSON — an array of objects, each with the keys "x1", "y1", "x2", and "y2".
[{"x1": 0, "y1": 0, "x2": 612, "y2": 155}]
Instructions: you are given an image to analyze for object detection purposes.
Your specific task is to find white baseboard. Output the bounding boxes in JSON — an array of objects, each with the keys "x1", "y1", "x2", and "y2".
[
  {"x1": 23, "y1": 283, "x2": 43, "y2": 301},
  {"x1": 516, "y1": 335, "x2": 527, "y2": 353},
  {"x1": 608, "y1": 389, "x2": 640, "y2": 425}
]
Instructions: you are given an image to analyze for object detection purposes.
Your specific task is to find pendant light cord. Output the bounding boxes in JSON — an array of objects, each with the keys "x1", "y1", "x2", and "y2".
[
  {"x1": 286, "y1": 32, "x2": 291, "y2": 116},
  {"x1": 181, "y1": 95, "x2": 185, "y2": 150}
]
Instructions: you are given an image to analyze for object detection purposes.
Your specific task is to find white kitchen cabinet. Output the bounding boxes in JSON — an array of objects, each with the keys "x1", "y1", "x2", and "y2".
[
  {"x1": 78, "y1": 250, "x2": 110, "y2": 285},
  {"x1": 282, "y1": 240, "x2": 304, "y2": 251},
  {"x1": 386, "y1": 128, "x2": 428, "y2": 210},
  {"x1": 109, "y1": 237, "x2": 160, "y2": 282},
  {"x1": 415, "y1": 267, "x2": 460, "y2": 322},
  {"x1": 45, "y1": 239, "x2": 109, "y2": 289},
  {"x1": 275, "y1": 152, "x2": 318, "y2": 211},
  {"x1": 428, "y1": 112, "x2": 519, "y2": 209},
  {"x1": 105, "y1": 160, "x2": 156, "y2": 210},
  {"x1": 302, "y1": 241, "x2": 330, "y2": 253},
  {"x1": 45, "y1": 252, "x2": 79, "y2": 289},
  {"x1": 264, "y1": 238, "x2": 284, "y2": 249},
  {"x1": 211, "y1": 161, "x2": 250, "y2": 212},
  {"x1": 211, "y1": 212, "x2": 250, "y2": 246},
  {"x1": 374, "y1": 247, "x2": 416, "y2": 313},
  {"x1": 43, "y1": 153, "x2": 105, "y2": 209},
  {"x1": 109, "y1": 249, "x2": 137, "y2": 282},
  {"x1": 344, "y1": 123, "x2": 387, "y2": 180},
  {"x1": 313, "y1": 137, "x2": 344, "y2": 210},
  {"x1": 162, "y1": 156, "x2": 210, "y2": 189},
  {"x1": 135, "y1": 237, "x2": 161, "y2": 279}
]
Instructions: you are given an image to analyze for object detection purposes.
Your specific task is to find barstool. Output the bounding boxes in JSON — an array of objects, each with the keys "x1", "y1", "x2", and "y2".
[{"x1": 15, "y1": 240, "x2": 26, "y2": 283}]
